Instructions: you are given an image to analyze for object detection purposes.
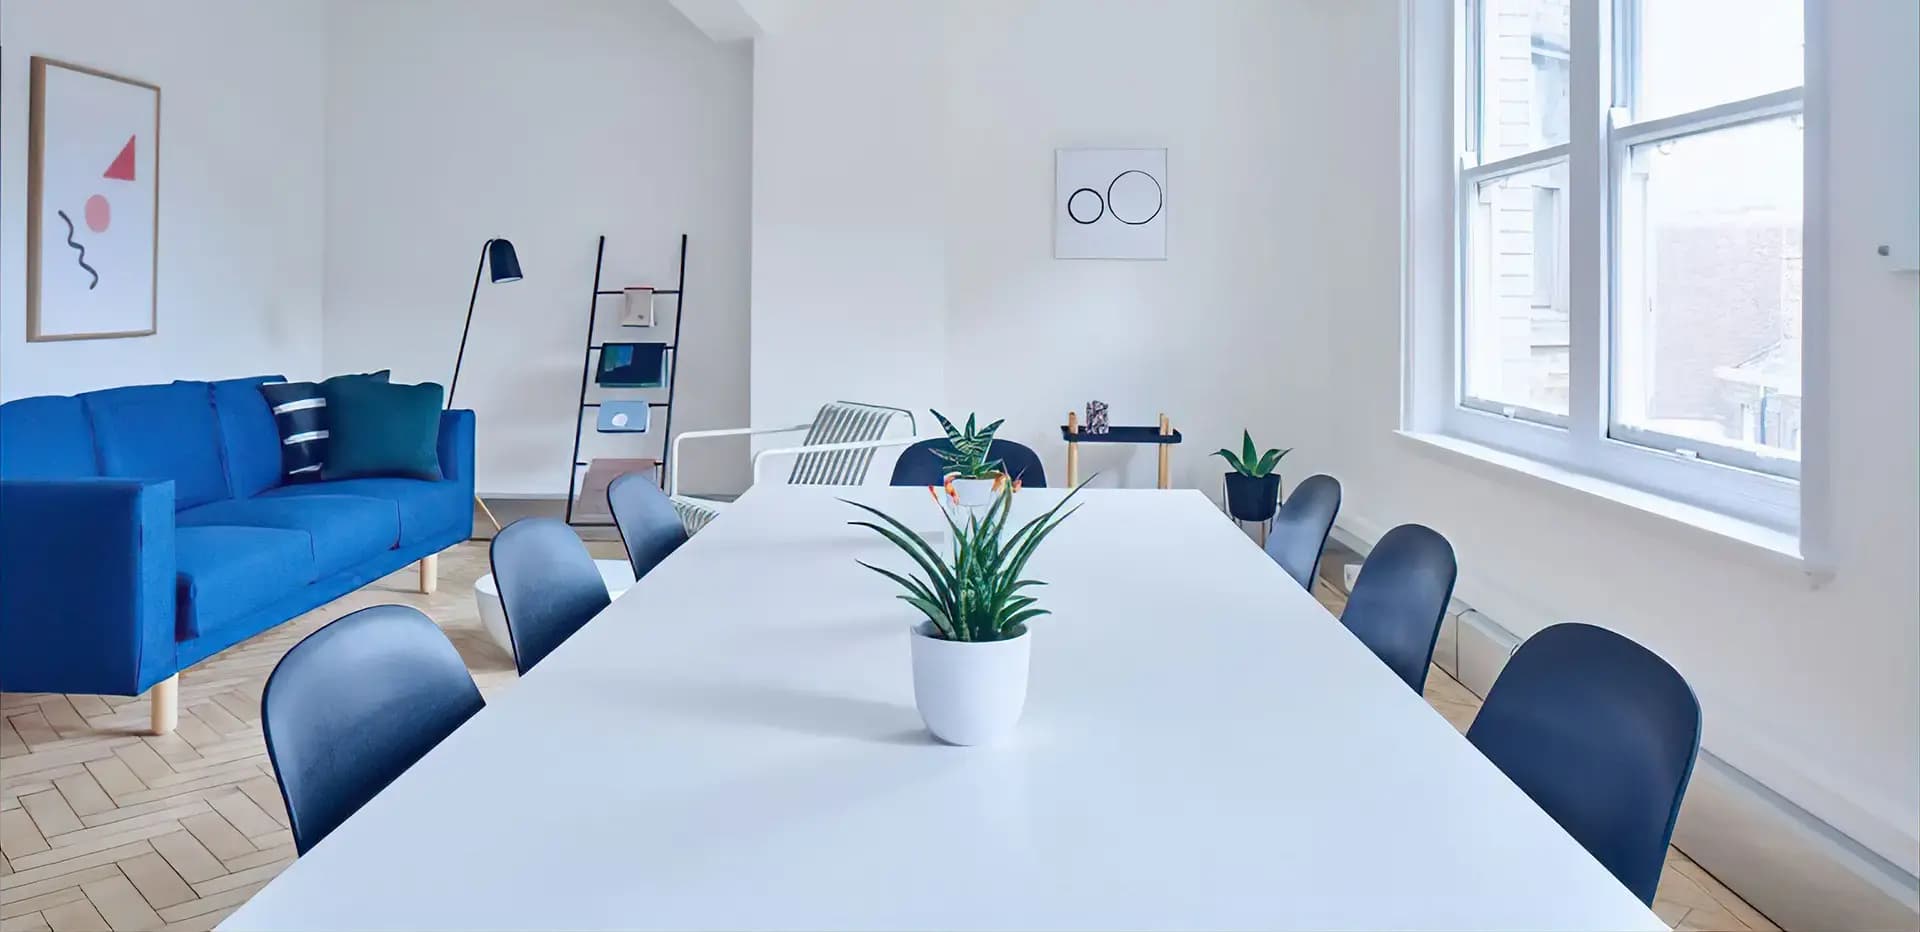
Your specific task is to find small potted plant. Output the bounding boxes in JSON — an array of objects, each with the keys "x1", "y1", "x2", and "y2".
[
  {"x1": 845, "y1": 480, "x2": 1086, "y2": 746},
  {"x1": 1214, "y1": 431, "x2": 1290, "y2": 522},
  {"x1": 931, "y1": 410, "x2": 1008, "y2": 508}
]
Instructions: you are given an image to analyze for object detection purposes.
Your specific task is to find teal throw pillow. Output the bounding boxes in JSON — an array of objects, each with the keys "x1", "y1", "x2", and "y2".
[{"x1": 321, "y1": 379, "x2": 445, "y2": 481}]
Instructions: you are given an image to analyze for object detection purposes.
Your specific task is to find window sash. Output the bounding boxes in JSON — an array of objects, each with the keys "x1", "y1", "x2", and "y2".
[
  {"x1": 1458, "y1": 148, "x2": 1572, "y2": 426},
  {"x1": 1604, "y1": 87, "x2": 1804, "y2": 478}
]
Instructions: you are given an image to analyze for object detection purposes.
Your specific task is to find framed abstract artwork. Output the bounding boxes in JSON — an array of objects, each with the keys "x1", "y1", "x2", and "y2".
[
  {"x1": 1055, "y1": 147, "x2": 1166, "y2": 260},
  {"x1": 27, "y1": 57, "x2": 160, "y2": 341}
]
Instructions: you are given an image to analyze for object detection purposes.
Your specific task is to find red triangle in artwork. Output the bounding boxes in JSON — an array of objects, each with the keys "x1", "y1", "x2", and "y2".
[{"x1": 103, "y1": 136, "x2": 136, "y2": 181}]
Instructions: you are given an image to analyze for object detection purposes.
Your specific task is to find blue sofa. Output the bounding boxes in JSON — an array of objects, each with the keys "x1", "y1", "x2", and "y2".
[{"x1": 0, "y1": 376, "x2": 474, "y2": 732}]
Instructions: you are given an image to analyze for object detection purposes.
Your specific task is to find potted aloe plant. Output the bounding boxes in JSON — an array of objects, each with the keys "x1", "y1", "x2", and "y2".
[
  {"x1": 1215, "y1": 431, "x2": 1291, "y2": 522},
  {"x1": 845, "y1": 479, "x2": 1087, "y2": 746},
  {"x1": 931, "y1": 410, "x2": 1007, "y2": 508}
]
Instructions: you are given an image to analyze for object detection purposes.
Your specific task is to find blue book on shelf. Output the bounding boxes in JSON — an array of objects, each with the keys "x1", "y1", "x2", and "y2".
[
  {"x1": 597, "y1": 343, "x2": 668, "y2": 388},
  {"x1": 596, "y1": 401, "x2": 651, "y2": 433}
]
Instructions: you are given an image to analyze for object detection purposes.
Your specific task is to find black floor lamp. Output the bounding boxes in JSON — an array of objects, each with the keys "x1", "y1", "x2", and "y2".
[{"x1": 450, "y1": 237, "x2": 522, "y2": 532}]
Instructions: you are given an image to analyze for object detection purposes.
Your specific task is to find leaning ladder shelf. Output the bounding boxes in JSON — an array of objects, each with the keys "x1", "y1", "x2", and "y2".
[{"x1": 564, "y1": 233, "x2": 688, "y2": 527}]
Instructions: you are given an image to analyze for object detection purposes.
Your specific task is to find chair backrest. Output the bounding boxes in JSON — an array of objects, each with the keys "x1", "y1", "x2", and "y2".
[
  {"x1": 1467, "y1": 623, "x2": 1701, "y2": 905},
  {"x1": 1339, "y1": 523, "x2": 1456, "y2": 692},
  {"x1": 888, "y1": 438, "x2": 1049, "y2": 488},
  {"x1": 1265, "y1": 474, "x2": 1341, "y2": 590},
  {"x1": 608, "y1": 471, "x2": 688, "y2": 581},
  {"x1": 786, "y1": 402, "x2": 911, "y2": 485},
  {"x1": 489, "y1": 518, "x2": 612, "y2": 675},
  {"x1": 261, "y1": 604, "x2": 483, "y2": 855}
]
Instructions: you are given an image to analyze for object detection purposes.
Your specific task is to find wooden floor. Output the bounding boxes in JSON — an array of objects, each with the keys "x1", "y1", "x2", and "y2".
[{"x1": 2, "y1": 541, "x2": 1774, "y2": 931}]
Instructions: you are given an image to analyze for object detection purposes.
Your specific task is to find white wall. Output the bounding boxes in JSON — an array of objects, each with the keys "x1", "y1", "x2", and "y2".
[
  {"x1": 324, "y1": 0, "x2": 753, "y2": 498},
  {"x1": 0, "y1": 0, "x2": 327, "y2": 400},
  {"x1": 1317, "y1": 0, "x2": 1919, "y2": 875},
  {"x1": 752, "y1": 0, "x2": 1331, "y2": 491},
  {"x1": 750, "y1": 0, "x2": 949, "y2": 440}
]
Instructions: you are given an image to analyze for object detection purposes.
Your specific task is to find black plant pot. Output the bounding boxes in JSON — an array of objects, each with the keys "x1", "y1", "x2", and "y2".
[{"x1": 1223, "y1": 472, "x2": 1281, "y2": 522}]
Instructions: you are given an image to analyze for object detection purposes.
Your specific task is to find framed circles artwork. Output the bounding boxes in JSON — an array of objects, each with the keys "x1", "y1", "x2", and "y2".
[
  {"x1": 27, "y1": 57, "x2": 160, "y2": 341},
  {"x1": 1054, "y1": 147, "x2": 1166, "y2": 260}
]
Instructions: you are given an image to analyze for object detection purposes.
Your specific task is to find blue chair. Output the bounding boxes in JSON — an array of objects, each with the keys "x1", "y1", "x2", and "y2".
[
  {"x1": 889, "y1": 439, "x2": 1048, "y2": 488},
  {"x1": 489, "y1": 517, "x2": 611, "y2": 675},
  {"x1": 608, "y1": 472, "x2": 688, "y2": 581},
  {"x1": 1467, "y1": 623, "x2": 1701, "y2": 905},
  {"x1": 1265, "y1": 474, "x2": 1342, "y2": 590},
  {"x1": 262, "y1": 605, "x2": 483, "y2": 855},
  {"x1": 1339, "y1": 524, "x2": 1456, "y2": 692}
]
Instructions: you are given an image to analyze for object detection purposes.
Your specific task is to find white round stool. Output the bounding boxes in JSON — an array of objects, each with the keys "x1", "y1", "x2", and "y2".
[{"x1": 474, "y1": 559, "x2": 637, "y2": 659}]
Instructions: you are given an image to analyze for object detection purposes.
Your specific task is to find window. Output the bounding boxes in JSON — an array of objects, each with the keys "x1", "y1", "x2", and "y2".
[
  {"x1": 1610, "y1": 0, "x2": 1805, "y2": 477},
  {"x1": 1429, "y1": 0, "x2": 1808, "y2": 530}
]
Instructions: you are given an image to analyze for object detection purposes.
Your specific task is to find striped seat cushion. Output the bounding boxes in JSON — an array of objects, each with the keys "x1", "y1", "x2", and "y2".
[{"x1": 257, "y1": 371, "x2": 389, "y2": 483}]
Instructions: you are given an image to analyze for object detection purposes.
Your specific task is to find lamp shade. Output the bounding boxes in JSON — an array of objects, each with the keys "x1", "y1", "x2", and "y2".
[{"x1": 487, "y1": 239, "x2": 523, "y2": 283}]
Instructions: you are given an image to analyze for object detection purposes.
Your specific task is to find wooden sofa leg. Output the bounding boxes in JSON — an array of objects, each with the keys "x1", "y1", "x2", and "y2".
[
  {"x1": 150, "y1": 674, "x2": 179, "y2": 735},
  {"x1": 419, "y1": 553, "x2": 439, "y2": 594}
]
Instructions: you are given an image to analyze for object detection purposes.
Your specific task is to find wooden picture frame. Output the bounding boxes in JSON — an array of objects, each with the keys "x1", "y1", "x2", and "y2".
[{"x1": 27, "y1": 56, "x2": 161, "y2": 342}]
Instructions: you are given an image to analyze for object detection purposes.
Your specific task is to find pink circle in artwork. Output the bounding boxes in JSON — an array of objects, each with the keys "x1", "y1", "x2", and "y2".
[{"x1": 84, "y1": 194, "x2": 111, "y2": 233}]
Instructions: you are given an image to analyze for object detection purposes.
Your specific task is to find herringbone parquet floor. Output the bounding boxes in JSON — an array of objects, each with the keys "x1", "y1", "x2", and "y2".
[{"x1": 3, "y1": 541, "x2": 1773, "y2": 931}]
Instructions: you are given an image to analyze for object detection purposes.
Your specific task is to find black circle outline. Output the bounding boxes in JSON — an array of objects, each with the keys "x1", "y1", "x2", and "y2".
[
  {"x1": 1066, "y1": 187, "x2": 1104, "y2": 224},
  {"x1": 1106, "y1": 170, "x2": 1164, "y2": 225}
]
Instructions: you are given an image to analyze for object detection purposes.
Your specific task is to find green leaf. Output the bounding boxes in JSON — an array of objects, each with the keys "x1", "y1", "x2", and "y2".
[
  {"x1": 856, "y1": 560, "x2": 939, "y2": 605},
  {"x1": 898, "y1": 595, "x2": 956, "y2": 639},
  {"x1": 1241, "y1": 431, "x2": 1257, "y2": 469},
  {"x1": 844, "y1": 502, "x2": 957, "y2": 606},
  {"x1": 1002, "y1": 607, "x2": 1050, "y2": 630},
  {"x1": 1252, "y1": 448, "x2": 1281, "y2": 478},
  {"x1": 1212, "y1": 448, "x2": 1245, "y2": 473}
]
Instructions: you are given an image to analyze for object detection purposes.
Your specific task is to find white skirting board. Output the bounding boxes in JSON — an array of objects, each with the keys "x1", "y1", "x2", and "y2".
[
  {"x1": 1673, "y1": 751, "x2": 1920, "y2": 931},
  {"x1": 1327, "y1": 522, "x2": 1920, "y2": 931}
]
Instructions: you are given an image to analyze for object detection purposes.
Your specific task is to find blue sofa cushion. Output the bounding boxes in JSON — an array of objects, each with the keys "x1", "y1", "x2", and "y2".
[
  {"x1": 178, "y1": 494, "x2": 400, "y2": 577},
  {"x1": 210, "y1": 376, "x2": 287, "y2": 499},
  {"x1": 175, "y1": 525, "x2": 315, "y2": 641},
  {"x1": 259, "y1": 478, "x2": 466, "y2": 547},
  {"x1": 81, "y1": 382, "x2": 228, "y2": 509},
  {"x1": 0, "y1": 395, "x2": 98, "y2": 479}
]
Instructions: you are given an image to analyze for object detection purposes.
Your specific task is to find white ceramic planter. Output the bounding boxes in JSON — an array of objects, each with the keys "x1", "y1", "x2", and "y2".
[
  {"x1": 908, "y1": 622, "x2": 1030, "y2": 746},
  {"x1": 949, "y1": 476, "x2": 999, "y2": 508}
]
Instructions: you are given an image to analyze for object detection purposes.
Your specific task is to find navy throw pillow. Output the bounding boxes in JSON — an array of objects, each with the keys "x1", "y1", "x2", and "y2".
[
  {"x1": 258, "y1": 370, "x2": 390, "y2": 482},
  {"x1": 321, "y1": 379, "x2": 445, "y2": 482}
]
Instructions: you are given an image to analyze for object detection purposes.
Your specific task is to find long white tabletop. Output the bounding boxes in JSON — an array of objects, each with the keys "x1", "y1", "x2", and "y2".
[{"x1": 224, "y1": 487, "x2": 1663, "y2": 931}]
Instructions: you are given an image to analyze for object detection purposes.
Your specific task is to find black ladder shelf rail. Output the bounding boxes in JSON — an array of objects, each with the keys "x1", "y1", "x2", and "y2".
[{"x1": 564, "y1": 233, "x2": 688, "y2": 527}]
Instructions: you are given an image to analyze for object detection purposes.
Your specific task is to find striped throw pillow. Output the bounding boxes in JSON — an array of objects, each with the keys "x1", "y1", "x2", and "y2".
[{"x1": 258, "y1": 371, "x2": 390, "y2": 483}]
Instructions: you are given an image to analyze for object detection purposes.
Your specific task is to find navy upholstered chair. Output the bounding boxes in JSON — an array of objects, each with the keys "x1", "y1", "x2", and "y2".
[
  {"x1": 1265, "y1": 474, "x2": 1342, "y2": 590},
  {"x1": 608, "y1": 472, "x2": 688, "y2": 582},
  {"x1": 1468, "y1": 623, "x2": 1701, "y2": 905},
  {"x1": 1339, "y1": 524, "x2": 1456, "y2": 692},
  {"x1": 261, "y1": 605, "x2": 483, "y2": 855},
  {"x1": 489, "y1": 518, "x2": 612, "y2": 675},
  {"x1": 889, "y1": 439, "x2": 1048, "y2": 488}
]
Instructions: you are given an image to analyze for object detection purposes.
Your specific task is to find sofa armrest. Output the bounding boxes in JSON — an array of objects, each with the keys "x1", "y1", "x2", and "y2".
[
  {"x1": 438, "y1": 409, "x2": 476, "y2": 486},
  {"x1": 0, "y1": 478, "x2": 177, "y2": 696}
]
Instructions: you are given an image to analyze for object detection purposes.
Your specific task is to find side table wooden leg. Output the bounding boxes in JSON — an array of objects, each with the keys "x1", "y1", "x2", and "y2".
[
  {"x1": 1066, "y1": 411, "x2": 1080, "y2": 486},
  {"x1": 1157, "y1": 413, "x2": 1171, "y2": 489}
]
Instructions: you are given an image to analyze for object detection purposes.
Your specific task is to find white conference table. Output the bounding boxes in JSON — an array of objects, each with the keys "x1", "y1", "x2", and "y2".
[{"x1": 225, "y1": 486, "x2": 1663, "y2": 931}]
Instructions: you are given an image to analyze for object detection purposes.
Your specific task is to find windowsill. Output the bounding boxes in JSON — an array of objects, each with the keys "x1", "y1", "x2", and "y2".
[{"x1": 1393, "y1": 430, "x2": 1825, "y2": 580}]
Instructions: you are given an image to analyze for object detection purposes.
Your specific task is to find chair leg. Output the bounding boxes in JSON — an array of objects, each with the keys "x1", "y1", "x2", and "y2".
[
  {"x1": 150, "y1": 674, "x2": 178, "y2": 735},
  {"x1": 419, "y1": 553, "x2": 439, "y2": 594}
]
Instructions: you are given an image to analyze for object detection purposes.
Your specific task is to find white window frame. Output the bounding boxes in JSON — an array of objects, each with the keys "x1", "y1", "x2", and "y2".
[{"x1": 1404, "y1": 0, "x2": 1826, "y2": 535}]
